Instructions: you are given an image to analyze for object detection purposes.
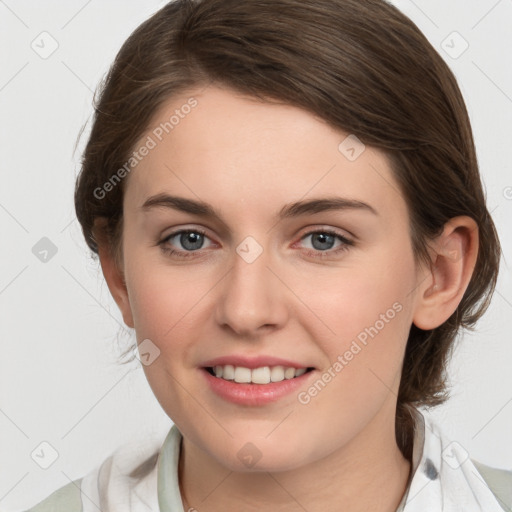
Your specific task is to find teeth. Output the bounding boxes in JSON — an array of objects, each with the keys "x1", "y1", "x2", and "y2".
[
  {"x1": 222, "y1": 364, "x2": 234, "y2": 380},
  {"x1": 284, "y1": 367, "x2": 296, "y2": 379},
  {"x1": 211, "y1": 365, "x2": 309, "y2": 384},
  {"x1": 234, "y1": 366, "x2": 251, "y2": 383},
  {"x1": 251, "y1": 366, "x2": 271, "y2": 384},
  {"x1": 270, "y1": 365, "x2": 285, "y2": 382}
]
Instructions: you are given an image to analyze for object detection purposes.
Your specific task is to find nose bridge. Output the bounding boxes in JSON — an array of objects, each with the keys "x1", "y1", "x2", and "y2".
[{"x1": 214, "y1": 235, "x2": 288, "y2": 335}]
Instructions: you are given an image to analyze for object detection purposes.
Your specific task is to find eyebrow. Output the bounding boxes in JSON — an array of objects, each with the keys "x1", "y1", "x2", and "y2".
[{"x1": 140, "y1": 193, "x2": 378, "y2": 221}]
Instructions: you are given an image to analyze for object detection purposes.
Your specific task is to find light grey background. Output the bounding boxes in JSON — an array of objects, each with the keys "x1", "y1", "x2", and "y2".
[{"x1": 0, "y1": 1, "x2": 511, "y2": 510}]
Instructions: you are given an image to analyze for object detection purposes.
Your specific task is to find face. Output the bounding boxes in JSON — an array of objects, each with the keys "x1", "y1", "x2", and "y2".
[{"x1": 117, "y1": 84, "x2": 426, "y2": 472}]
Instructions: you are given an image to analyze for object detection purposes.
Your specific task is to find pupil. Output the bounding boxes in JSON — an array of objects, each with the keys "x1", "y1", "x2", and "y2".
[{"x1": 312, "y1": 233, "x2": 334, "y2": 251}]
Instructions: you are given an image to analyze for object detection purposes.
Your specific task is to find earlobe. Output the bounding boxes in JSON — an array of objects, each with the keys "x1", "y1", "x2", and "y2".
[
  {"x1": 412, "y1": 216, "x2": 479, "y2": 330},
  {"x1": 94, "y1": 220, "x2": 135, "y2": 329}
]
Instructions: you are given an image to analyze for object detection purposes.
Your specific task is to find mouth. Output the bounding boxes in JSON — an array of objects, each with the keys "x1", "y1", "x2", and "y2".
[{"x1": 204, "y1": 365, "x2": 315, "y2": 384}]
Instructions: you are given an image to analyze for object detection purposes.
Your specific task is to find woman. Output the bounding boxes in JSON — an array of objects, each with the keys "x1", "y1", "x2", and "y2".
[{"x1": 26, "y1": 0, "x2": 511, "y2": 510}]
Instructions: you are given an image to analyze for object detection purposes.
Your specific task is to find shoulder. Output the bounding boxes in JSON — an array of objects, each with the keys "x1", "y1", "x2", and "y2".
[
  {"x1": 24, "y1": 479, "x2": 83, "y2": 512},
  {"x1": 23, "y1": 431, "x2": 164, "y2": 512},
  {"x1": 472, "y1": 459, "x2": 512, "y2": 511}
]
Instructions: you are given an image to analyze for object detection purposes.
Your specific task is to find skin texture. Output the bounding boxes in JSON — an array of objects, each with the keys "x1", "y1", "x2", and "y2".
[{"x1": 97, "y1": 84, "x2": 479, "y2": 511}]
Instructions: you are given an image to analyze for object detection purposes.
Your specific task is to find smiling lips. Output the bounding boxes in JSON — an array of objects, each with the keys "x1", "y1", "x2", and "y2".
[
  {"x1": 207, "y1": 365, "x2": 309, "y2": 384},
  {"x1": 201, "y1": 355, "x2": 314, "y2": 384},
  {"x1": 200, "y1": 355, "x2": 315, "y2": 405}
]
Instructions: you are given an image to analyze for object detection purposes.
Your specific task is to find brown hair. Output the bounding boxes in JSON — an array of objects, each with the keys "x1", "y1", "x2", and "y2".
[{"x1": 74, "y1": 0, "x2": 501, "y2": 460}]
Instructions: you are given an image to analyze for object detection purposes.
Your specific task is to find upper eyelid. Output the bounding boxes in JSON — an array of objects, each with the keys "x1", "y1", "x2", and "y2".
[
  {"x1": 162, "y1": 228, "x2": 214, "y2": 245},
  {"x1": 300, "y1": 227, "x2": 352, "y2": 239},
  {"x1": 161, "y1": 225, "x2": 352, "y2": 238}
]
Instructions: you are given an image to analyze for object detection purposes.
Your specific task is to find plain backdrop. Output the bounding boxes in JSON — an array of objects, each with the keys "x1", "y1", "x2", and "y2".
[{"x1": 0, "y1": 1, "x2": 511, "y2": 510}]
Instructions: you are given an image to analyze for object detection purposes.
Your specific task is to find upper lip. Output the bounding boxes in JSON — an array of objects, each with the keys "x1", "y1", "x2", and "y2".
[{"x1": 201, "y1": 355, "x2": 312, "y2": 370}]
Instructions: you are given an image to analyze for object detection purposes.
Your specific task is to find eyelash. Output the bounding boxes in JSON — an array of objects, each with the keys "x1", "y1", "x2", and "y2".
[{"x1": 158, "y1": 228, "x2": 354, "y2": 260}]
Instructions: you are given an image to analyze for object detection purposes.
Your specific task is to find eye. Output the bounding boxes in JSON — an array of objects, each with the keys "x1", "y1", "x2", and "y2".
[
  {"x1": 158, "y1": 227, "x2": 354, "y2": 260},
  {"x1": 296, "y1": 229, "x2": 354, "y2": 258},
  {"x1": 158, "y1": 228, "x2": 214, "y2": 259}
]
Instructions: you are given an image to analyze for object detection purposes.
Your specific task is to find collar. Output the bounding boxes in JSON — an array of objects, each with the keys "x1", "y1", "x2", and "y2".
[
  {"x1": 157, "y1": 410, "x2": 504, "y2": 512},
  {"x1": 397, "y1": 408, "x2": 504, "y2": 511},
  {"x1": 157, "y1": 423, "x2": 185, "y2": 511}
]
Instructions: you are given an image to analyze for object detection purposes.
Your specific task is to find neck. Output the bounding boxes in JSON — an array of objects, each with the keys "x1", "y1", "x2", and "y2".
[{"x1": 178, "y1": 406, "x2": 413, "y2": 512}]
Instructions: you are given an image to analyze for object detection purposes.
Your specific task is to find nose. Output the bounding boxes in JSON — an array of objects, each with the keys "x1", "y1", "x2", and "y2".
[{"x1": 214, "y1": 244, "x2": 289, "y2": 338}]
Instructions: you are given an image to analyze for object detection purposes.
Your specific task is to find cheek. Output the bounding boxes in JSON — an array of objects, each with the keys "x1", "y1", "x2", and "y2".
[
  {"x1": 123, "y1": 228, "x2": 201, "y2": 322},
  {"x1": 123, "y1": 244, "x2": 197, "y2": 344},
  {"x1": 124, "y1": 259, "x2": 206, "y2": 417},
  {"x1": 294, "y1": 274, "x2": 412, "y2": 437},
  {"x1": 128, "y1": 274, "x2": 200, "y2": 344},
  {"x1": 297, "y1": 250, "x2": 416, "y2": 390},
  {"x1": 303, "y1": 261, "x2": 413, "y2": 343}
]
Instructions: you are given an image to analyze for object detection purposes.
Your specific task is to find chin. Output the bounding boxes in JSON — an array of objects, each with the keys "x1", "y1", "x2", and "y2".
[{"x1": 206, "y1": 436, "x2": 314, "y2": 474}]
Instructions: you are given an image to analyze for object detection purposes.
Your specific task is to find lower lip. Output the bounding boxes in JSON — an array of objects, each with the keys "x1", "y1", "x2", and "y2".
[{"x1": 201, "y1": 368, "x2": 314, "y2": 406}]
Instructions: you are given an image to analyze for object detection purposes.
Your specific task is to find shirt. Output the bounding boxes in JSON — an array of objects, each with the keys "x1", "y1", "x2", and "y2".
[{"x1": 25, "y1": 409, "x2": 512, "y2": 511}]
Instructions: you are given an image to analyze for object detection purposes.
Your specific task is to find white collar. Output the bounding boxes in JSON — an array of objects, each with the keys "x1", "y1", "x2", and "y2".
[
  {"x1": 80, "y1": 409, "x2": 504, "y2": 511},
  {"x1": 396, "y1": 408, "x2": 504, "y2": 511}
]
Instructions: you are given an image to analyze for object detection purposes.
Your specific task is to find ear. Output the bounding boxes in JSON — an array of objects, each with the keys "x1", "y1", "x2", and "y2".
[
  {"x1": 93, "y1": 218, "x2": 135, "y2": 329},
  {"x1": 412, "y1": 216, "x2": 479, "y2": 330}
]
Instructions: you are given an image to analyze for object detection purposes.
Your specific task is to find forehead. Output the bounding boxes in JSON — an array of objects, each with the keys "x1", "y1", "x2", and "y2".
[{"x1": 124, "y1": 85, "x2": 406, "y2": 223}]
